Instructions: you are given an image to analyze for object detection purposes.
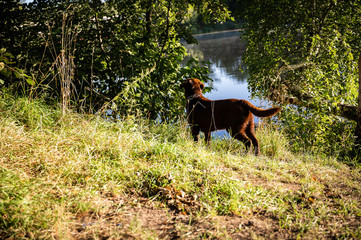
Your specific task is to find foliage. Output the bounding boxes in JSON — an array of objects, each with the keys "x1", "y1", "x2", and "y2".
[
  {"x1": 0, "y1": 49, "x2": 34, "y2": 88},
  {"x1": 240, "y1": 0, "x2": 361, "y2": 154},
  {"x1": 110, "y1": 56, "x2": 212, "y2": 121},
  {"x1": 0, "y1": 0, "x2": 231, "y2": 120},
  {"x1": 184, "y1": 7, "x2": 243, "y2": 34},
  {"x1": 280, "y1": 105, "x2": 357, "y2": 156}
]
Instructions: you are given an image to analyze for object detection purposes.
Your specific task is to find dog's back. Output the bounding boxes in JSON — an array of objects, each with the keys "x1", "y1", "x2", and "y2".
[{"x1": 190, "y1": 98, "x2": 280, "y2": 132}]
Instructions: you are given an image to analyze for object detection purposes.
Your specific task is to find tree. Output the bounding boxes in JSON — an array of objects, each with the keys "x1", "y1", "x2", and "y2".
[
  {"x1": 240, "y1": 0, "x2": 361, "y2": 154},
  {"x1": 0, "y1": 0, "x2": 232, "y2": 121}
]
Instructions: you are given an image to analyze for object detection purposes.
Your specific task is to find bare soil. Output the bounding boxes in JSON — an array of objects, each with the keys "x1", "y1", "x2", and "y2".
[
  {"x1": 72, "y1": 197, "x2": 292, "y2": 240},
  {"x1": 70, "y1": 173, "x2": 361, "y2": 240}
]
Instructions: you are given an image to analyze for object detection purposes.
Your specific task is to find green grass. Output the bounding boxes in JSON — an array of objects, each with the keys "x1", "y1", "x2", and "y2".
[{"x1": 0, "y1": 93, "x2": 360, "y2": 239}]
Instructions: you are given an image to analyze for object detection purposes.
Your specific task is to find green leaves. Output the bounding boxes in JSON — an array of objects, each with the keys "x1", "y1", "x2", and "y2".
[
  {"x1": 241, "y1": 0, "x2": 361, "y2": 155},
  {"x1": 0, "y1": 48, "x2": 35, "y2": 87},
  {"x1": 1, "y1": 0, "x2": 230, "y2": 120}
]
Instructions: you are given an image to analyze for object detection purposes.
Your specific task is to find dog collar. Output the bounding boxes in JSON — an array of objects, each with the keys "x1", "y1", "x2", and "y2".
[
  {"x1": 186, "y1": 94, "x2": 200, "y2": 101},
  {"x1": 186, "y1": 94, "x2": 206, "y2": 109}
]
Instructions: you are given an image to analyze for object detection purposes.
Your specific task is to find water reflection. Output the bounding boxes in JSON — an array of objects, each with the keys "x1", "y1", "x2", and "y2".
[{"x1": 184, "y1": 34, "x2": 248, "y2": 84}]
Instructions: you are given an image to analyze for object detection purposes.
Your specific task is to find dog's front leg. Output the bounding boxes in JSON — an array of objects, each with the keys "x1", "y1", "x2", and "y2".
[
  {"x1": 191, "y1": 126, "x2": 200, "y2": 142},
  {"x1": 204, "y1": 132, "x2": 211, "y2": 145}
]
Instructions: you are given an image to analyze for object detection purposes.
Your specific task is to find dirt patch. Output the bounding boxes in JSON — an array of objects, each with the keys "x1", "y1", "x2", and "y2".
[
  {"x1": 69, "y1": 169, "x2": 361, "y2": 239},
  {"x1": 71, "y1": 196, "x2": 292, "y2": 239},
  {"x1": 246, "y1": 176, "x2": 301, "y2": 193},
  {"x1": 222, "y1": 166, "x2": 302, "y2": 193}
]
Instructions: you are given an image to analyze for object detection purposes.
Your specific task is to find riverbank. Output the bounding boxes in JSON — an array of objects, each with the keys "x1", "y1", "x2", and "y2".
[
  {"x1": 1, "y1": 94, "x2": 360, "y2": 239},
  {"x1": 193, "y1": 28, "x2": 243, "y2": 41}
]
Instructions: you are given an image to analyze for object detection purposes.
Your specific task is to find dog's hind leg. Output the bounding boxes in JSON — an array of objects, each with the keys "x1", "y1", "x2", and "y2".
[
  {"x1": 228, "y1": 128, "x2": 252, "y2": 153},
  {"x1": 235, "y1": 133, "x2": 252, "y2": 152},
  {"x1": 243, "y1": 117, "x2": 259, "y2": 156},
  {"x1": 245, "y1": 123, "x2": 259, "y2": 156}
]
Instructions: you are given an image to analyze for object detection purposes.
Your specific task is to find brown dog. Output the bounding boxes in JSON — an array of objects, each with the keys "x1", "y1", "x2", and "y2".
[{"x1": 180, "y1": 78, "x2": 281, "y2": 156}]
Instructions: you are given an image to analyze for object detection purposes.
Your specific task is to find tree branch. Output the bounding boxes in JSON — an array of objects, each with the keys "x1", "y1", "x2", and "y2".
[
  {"x1": 273, "y1": 90, "x2": 357, "y2": 122},
  {"x1": 272, "y1": 61, "x2": 358, "y2": 122},
  {"x1": 94, "y1": 13, "x2": 113, "y2": 72}
]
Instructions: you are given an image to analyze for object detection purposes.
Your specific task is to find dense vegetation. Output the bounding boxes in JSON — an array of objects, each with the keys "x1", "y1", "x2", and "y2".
[
  {"x1": 240, "y1": 0, "x2": 361, "y2": 158},
  {"x1": 1, "y1": 0, "x2": 360, "y2": 157},
  {"x1": 1, "y1": 0, "x2": 231, "y2": 120}
]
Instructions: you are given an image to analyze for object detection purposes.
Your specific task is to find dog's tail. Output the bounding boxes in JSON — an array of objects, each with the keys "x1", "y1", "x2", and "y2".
[{"x1": 239, "y1": 100, "x2": 281, "y2": 118}]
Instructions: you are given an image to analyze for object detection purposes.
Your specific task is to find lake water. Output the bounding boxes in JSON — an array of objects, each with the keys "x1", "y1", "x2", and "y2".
[{"x1": 182, "y1": 31, "x2": 268, "y2": 138}]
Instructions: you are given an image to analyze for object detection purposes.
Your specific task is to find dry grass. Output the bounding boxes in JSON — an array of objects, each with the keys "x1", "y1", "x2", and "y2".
[{"x1": 0, "y1": 94, "x2": 360, "y2": 239}]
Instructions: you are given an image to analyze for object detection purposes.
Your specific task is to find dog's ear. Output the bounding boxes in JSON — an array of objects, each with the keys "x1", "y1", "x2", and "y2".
[
  {"x1": 200, "y1": 82, "x2": 205, "y2": 90},
  {"x1": 180, "y1": 79, "x2": 188, "y2": 88},
  {"x1": 181, "y1": 79, "x2": 193, "y2": 88}
]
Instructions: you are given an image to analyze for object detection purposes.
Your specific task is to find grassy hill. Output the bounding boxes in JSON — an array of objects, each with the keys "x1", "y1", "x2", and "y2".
[{"x1": 0, "y1": 94, "x2": 360, "y2": 239}]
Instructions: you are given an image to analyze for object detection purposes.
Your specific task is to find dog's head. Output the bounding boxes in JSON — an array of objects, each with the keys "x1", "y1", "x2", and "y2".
[{"x1": 180, "y1": 78, "x2": 205, "y2": 97}]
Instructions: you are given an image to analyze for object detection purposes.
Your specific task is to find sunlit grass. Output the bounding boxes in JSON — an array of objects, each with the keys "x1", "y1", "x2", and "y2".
[{"x1": 0, "y1": 94, "x2": 360, "y2": 239}]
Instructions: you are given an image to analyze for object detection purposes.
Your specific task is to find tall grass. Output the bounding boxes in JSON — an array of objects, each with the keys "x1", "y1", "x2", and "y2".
[
  {"x1": 41, "y1": 5, "x2": 79, "y2": 114},
  {"x1": 0, "y1": 94, "x2": 360, "y2": 239}
]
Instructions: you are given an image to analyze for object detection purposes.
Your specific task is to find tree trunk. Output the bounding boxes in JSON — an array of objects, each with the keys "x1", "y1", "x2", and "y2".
[{"x1": 356, "y1": 52, "x2": 361, "y2": 146}]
